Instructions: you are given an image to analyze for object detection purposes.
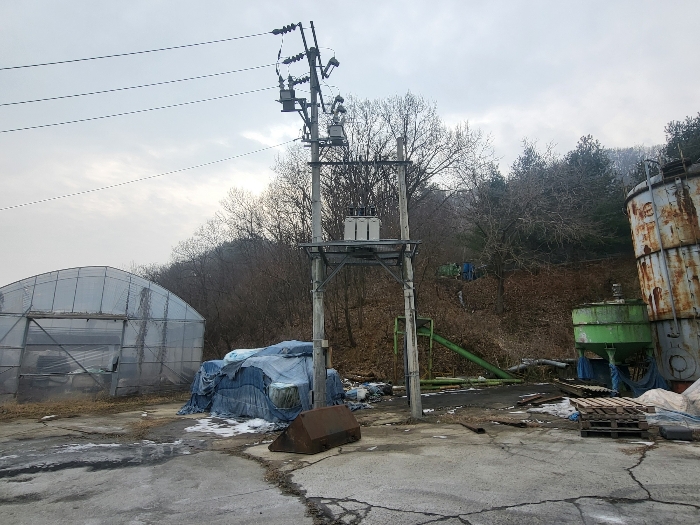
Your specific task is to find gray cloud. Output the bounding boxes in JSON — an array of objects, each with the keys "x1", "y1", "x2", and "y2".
[{"x1": 1, "y1": 0, "x2": 697, "y2": 285}]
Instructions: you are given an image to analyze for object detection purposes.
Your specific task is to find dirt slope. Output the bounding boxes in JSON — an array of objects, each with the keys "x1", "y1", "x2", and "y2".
[{"x1": 327, "y1": 256, "x2": 641, "y2": 382}]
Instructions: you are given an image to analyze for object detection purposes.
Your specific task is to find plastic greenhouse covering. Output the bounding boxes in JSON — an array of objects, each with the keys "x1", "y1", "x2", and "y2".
[
  {"x1": 0, "y1": 267, "x2": 205, "y2": 402},
  {"x1": 178, "y1": 341, "x2": 345, "y2": 423}
]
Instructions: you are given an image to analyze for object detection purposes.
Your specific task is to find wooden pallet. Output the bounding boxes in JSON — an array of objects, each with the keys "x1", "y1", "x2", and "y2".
[
  {"x1": 580, "y1": 419, "x2": 649, "y2": 430},
  {"x1": 572, "y1": 397, "x2": 655, "y2": 414},
  {"x1": 580, "y1": 429, "x2": 650, "y2": 439},
  {"x1": 577, "y1": 410, "x2": 647, "y2": 420},
  {"x1": 573, "y1": 397, "x2": 654, "y2": 438},
  {"x1": 555, "y1": 380, "x2": 613, "y2": 398},
  {"x1": 516, "y1": 394, "x2": 564, "y2": 406}
]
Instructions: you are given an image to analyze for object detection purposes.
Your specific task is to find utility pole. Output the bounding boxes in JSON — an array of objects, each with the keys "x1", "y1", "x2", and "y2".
[
  {"x1": 308, "y1": 45, "x2": 326, "y2": 408},
  {"x1": 397, "y1": 137, "x2": 423, "y2": 418}
]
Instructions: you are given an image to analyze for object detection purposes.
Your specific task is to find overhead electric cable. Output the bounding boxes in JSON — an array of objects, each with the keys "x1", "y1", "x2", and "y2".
[
  {"x1": 0, "y1": 32, "x2": 270, "y2": 71},
  {"x1": 0, "y1": 140, "x2": 297, "y2": 211},
  {"x1": 0, "y1": 63, "x2": 276, "y2": 106},
  {"x1": 0, "y1": 86, "x2": 277, "y2": 133}
]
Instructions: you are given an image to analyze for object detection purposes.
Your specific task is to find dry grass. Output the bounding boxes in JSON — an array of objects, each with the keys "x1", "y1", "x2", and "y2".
[
  {"x1": 128, "y1": 416, "x2": 179, "y2": 440},
  {"x1": 327, "y1": 256, "x2": 641, "y2": 382},
  {"x1": 0, "y1": 391, "x2": 190, "y2": 422}
]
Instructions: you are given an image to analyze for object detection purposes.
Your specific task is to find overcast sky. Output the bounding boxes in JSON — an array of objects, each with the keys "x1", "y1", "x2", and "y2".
[{"x1": 1, "y1": 1, "x2": 697, "y2": 286}]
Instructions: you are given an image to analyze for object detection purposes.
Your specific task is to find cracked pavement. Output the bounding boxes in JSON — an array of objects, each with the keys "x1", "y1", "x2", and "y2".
[
  {"x1": 251, "y1": 425, "x2": 700, "y2": 524},
  {"x1": 248, "y1": 389, "x2": 700, "y2": 525},
  {"x1": 2, "y1": 389, "x2": 699, "y2": 524}
]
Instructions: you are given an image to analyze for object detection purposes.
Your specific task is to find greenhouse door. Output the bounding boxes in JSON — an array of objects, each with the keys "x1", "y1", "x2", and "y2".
[
  {"x1": 0, "y1": 315, "x2": 27, "y2": 400},
  {"x1": 18, "y1": 317, "x2": 124, "y2": 402}
]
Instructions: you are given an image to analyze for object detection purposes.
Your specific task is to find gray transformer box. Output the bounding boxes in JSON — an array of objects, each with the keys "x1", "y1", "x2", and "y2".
[{"x1": 344, "y1": 216, "x2": 381, "y2": 241}]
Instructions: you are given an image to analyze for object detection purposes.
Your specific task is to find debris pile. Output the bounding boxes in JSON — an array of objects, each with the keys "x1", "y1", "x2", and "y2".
[{"x1": 343, "y1": 381, "x2": 393, "y2": 410}]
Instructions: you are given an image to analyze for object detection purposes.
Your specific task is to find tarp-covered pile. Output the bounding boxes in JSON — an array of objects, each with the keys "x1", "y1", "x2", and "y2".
[
  {"x1": 635, "y1": 377, "x2": 700, "y2": 429},
  {"x1": 178, "y1": 341, "x2": 345, "y2": 423}
]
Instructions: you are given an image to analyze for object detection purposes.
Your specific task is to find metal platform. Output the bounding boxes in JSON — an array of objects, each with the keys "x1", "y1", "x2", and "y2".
[{"x1": 299, "y1": 239, "x2": 420, "y2": 290}]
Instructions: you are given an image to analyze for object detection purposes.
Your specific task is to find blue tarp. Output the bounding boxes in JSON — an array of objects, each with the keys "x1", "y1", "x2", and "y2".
[
  {"x1": 610, "y1": 358, "x2": 669, "y2": 397},
  {"x1": 577, "y1": 356, "x2": 594, "y2": 380},
  {"x1": 178, "y1": 340, "x2": 345, "y2": 422}
]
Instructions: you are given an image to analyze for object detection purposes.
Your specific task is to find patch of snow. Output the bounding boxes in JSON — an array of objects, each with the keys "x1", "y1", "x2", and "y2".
[
  {"x1": 433, "y1": 435, "x2": 448, "y2": 439},
  {"x1": 509, "y1": 411, "x2": 526, "y2": 414},
  {"x1": 367, "y1": 446, "x2": 377, "y2": 451},
  {"x1": 629, "y1": 441, "x2": 655, "y2": 446},
  {"x1": 587, "y1": 514, "x2": 625, "y2": 524},
  {"x1": 40, "y1": 415, "x2": 57, "y2": 421},
  {"x1": 185, "y1": 417, "x2": 276, "y2": 437},
  {"x1": 423, "y1": 408, "x2": 435, "y2": 413},
  {"x1": 528, "y1": 398, "x2": 576, "y2": 419},
  {"x1": 57, "y1": 443, "x2": 121, "y2": 453}
]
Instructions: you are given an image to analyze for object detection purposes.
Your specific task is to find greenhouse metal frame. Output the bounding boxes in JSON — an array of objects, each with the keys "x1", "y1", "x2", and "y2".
[{"x1": 0, "y1": 266, "x2": 205, "y2": 402}]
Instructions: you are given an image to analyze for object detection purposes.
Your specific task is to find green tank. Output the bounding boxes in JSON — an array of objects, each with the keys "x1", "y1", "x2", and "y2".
[{"x1": 572, "y1": 300, "x2": 653, "y2": 364}]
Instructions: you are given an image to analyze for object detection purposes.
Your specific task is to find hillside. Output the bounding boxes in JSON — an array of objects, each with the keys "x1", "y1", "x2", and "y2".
[{"x1": 324, "y1": 256, "x2": 641, "y2": 383}]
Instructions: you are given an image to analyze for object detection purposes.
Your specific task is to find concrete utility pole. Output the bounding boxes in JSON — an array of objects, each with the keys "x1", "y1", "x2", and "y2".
[
  {"x1": 308, "y1": 46, "x2": 326, "y2": 409},
  {"x1": 397, "y1": 137, "x2": 422, "y2": 418}
]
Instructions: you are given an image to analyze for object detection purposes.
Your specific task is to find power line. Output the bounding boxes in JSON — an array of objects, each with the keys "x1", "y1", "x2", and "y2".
[
  {"x1": 0, "y1": 140, "x2": 297, "y2": 212},
  {"x1": 0, "y1": 32, "x2": 270, "y2": 71},
  {"x1": 0, "y1": 86, "x2": 277, "y2": 134},
  {"x1": 0, "y1": 63, "x2": 276, "y2": 107}
]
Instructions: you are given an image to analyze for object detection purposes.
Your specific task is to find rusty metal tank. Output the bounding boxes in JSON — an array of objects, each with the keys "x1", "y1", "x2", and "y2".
[{"x1": 625, "y1": 162, "x2": 700, "y2": 390}]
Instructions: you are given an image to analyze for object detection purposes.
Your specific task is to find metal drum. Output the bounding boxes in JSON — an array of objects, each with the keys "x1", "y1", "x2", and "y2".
[
  {"x1": 572, "y1": 301, "x2": 653, "y2": 364},
  {"x1": 625, "y1": 165, "x2": 700, "y2": 390}
]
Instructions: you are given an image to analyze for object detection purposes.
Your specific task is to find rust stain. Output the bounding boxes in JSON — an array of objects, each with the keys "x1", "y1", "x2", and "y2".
[
  {"x1": 639, "y1": 260, "x2": 652, "y2": 285},
  {"x1": 677, "y1": 181, "x2": 700, "y2": 241},
  {"x1": 652, "y1": 286, "x2": 663, "y2": 317}
]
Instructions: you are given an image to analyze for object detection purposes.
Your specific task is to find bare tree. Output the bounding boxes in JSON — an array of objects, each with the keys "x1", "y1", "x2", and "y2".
[
  {"x1": 146, "y1": 92, "x2": 495, "y2": 353},
  {"x1": 453, "y1": 138, "x2": 614, "y2": 314}
]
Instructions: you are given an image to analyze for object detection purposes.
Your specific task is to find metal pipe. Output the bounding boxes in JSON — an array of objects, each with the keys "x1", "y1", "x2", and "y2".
[
  {"x1": 460, "y1": 422, "x2": 485, "y2": 434},
  {"x1": 506, "y1": 359, "x2": 569, "y2": 372},
  {"x1": 416, "y1": 327, "x2": 515, "y2": 380},
  {"x1": 644, "y1": 160, "x2": 680, "y2": 337}
]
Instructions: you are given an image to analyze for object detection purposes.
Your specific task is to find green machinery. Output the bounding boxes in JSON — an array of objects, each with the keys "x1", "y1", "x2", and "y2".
[
  {"x1": 393, "y1": 317, "x2": 516, "y2": 383},
  {"x1": 436, "y1": 263, "x2": 460, "y2": 278},
  {"x1": 572, "y1": 299, "x2": 654, "y2": 366}
]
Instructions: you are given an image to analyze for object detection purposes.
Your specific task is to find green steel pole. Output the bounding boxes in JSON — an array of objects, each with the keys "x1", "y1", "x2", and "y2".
[{"x1": 417, "y1": 327, "x2": 515, "y2": 380}]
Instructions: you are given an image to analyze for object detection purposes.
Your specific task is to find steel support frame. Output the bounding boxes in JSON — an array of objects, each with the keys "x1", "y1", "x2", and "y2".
[{"x1": 308, "y1": 250, "x2": 411, "y2": 293}]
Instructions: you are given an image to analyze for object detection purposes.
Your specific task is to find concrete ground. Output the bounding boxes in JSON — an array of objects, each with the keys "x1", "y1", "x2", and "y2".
[{"x1": 1, "y1": 386, "x2": 699, "y2": 524}]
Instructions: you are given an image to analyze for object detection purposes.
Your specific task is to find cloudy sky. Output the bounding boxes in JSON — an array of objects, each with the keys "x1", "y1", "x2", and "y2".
[{"x1": 0, "y1": 1, "x2": 697, "y2": 285}]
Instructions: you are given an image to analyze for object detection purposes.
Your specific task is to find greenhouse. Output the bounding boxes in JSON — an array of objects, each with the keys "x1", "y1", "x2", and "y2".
[{"x1": 0, "y1": 266, "x2": 205, "y2": 403}]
